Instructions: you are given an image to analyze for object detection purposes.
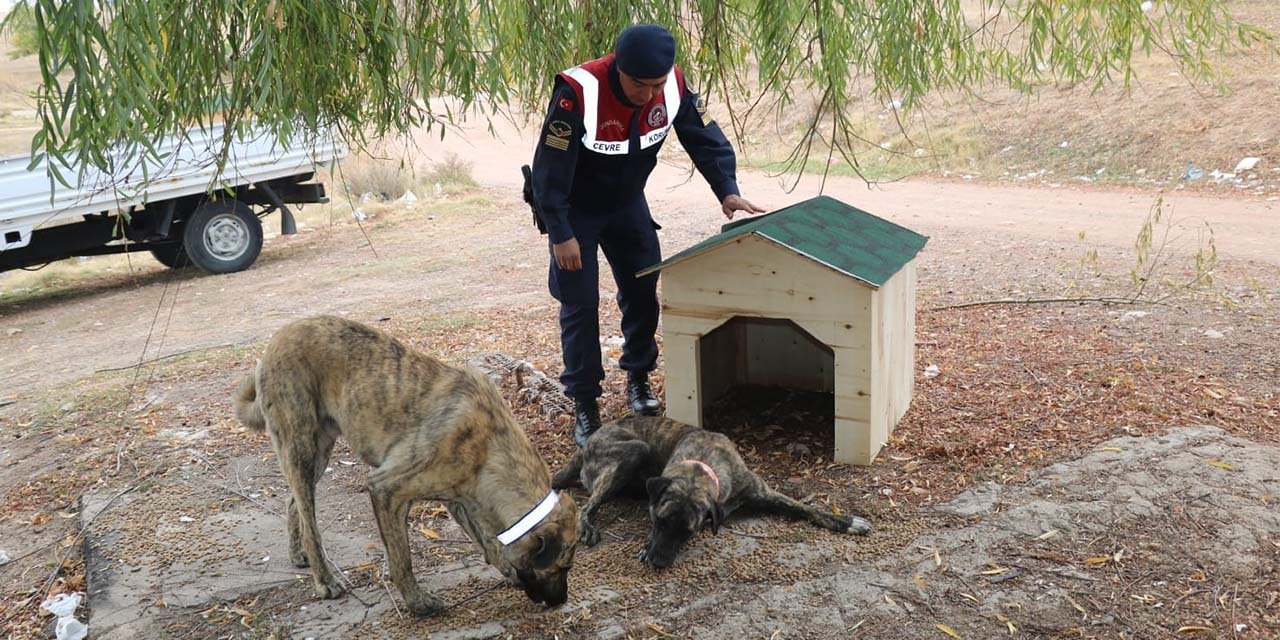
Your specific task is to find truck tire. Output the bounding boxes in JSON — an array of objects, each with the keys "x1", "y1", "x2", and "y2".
[
  {"x1": 181, "y1": 199, "x2": 263, "y2": 274},
  {"x1": 148, "y1": 243, "x2": 189, "y2": 269}
]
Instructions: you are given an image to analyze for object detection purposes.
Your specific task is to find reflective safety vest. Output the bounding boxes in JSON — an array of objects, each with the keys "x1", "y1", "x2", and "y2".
[{"x1": 557, "y1": 54, "x2": 684, "y2": 157}]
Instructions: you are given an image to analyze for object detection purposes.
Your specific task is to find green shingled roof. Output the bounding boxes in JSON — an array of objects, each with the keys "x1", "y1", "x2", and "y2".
[{"x1": 638, "y1": 195, "x2": 928, "y2": 288}]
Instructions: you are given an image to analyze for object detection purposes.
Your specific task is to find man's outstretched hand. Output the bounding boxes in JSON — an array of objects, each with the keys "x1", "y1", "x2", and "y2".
[{"x1": 721, "y1": 194, "x2": 767, "y2": 220}]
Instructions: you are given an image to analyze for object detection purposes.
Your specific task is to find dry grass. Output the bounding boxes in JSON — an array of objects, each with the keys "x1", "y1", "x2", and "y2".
[
  {"x1": 422, "y1": 153, "x2": 477, "y2": 189},
  {"x1": 0, "y1": 250, "x2": 167, "y2": 304},
  {"x1": 335, "y1": 153, "x2": 420, "y2": 201},
  {"x1": 736, "y1": 0, "x2": 1280, "y2": 194},
  {"x1": 330, "y1": 150, "x2": 478, "y2": 203},
  {"x1": 0, "y1": 37, "x2": 41, "y2": 155}
]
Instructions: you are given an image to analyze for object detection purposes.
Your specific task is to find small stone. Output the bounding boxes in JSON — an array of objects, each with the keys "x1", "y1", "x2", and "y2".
[
  {"x1": 1204, "y1": 329, "x2": 1225, "y2": 339},
  {"x1": 784, "y1": 443, "x2": 813, "y2": 458},
  {"x1": 5, "y1": 328, "x2": 21, "y2": 336}
]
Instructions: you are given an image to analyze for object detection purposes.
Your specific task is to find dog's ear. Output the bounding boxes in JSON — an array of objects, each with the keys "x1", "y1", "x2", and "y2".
[
  {"x1": 708, "y1": 503, "x2": 724, "y2": 535},
  {"x1": 646, "y1": 476, "x2": 673, "y2": 503},
  {"x1": 532, "y1": 534, "x2": 560, "y2": 569}
]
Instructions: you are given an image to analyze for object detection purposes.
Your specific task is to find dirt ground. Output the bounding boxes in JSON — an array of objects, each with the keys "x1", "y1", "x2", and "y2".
[{"x1": 1, "y1": 112, "x2": 1279, "y2": 640}]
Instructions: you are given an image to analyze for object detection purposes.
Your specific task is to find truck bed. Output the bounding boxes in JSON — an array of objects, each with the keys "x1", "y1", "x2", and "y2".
[{"x1": 0, "y1": 124, "x2": 343, "y2": 252}]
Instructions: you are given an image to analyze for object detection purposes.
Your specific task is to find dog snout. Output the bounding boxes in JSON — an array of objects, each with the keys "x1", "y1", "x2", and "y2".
[
  {"x1": 524, "y1": 577, "x2": 568, "y2": 607},
  {"x1": 641, "y1": 539, "x2": 679, "y2": 569},
  {"x1": 541, "y1": 573, "x2": 569, "y2": 607},
  {"x1": 518, "y1": 569, "x2": 569, "y2": 607}
]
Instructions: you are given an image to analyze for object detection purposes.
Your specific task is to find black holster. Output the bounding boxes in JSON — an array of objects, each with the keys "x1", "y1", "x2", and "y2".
[{"x1": 521, "y1": 164, "x2": 548, "y2": 235}]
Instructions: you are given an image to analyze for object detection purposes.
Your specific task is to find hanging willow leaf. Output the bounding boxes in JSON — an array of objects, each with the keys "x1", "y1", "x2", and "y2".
[{"x1": 3, "y1": 0, "x2": 1272, "y2": 185}]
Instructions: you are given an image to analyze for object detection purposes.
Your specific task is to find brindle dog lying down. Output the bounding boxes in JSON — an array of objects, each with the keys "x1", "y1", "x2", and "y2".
[
  {"x1": 552, "y1": 415, "x2": 871, "y2": 568},
  {"x1": 235, "y1": 315, "x2": 578, "y2": 615}
]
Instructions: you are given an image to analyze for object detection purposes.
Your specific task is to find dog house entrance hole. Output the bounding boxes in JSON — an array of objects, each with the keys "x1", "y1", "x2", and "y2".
[{"x1": 697, "y1": 316, "x2": 834, "y2": 430}]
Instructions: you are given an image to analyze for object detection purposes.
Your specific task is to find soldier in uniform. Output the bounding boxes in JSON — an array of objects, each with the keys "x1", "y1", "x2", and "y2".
[{"x1": 528, "y1": 24, "x2": 765, "y2": 447}]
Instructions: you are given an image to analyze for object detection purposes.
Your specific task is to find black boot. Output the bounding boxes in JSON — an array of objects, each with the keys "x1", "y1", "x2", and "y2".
[
  {"x1": 573, "y1": 397, "x2": 602, "y2": 448},
  {"x1": 627, "y1": 370, "x2": 661, "y2": 416}
]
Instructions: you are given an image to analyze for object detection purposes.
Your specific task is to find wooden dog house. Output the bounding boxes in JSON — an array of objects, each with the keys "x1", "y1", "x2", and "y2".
[{"x1": 639, "y1": 196, "x2": 928, "y2": 465}]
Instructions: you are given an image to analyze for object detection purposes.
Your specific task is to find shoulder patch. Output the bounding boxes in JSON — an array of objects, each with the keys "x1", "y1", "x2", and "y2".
[
  {"x1": 558, "y1": 96, "x2": 574, "y2": 111},
  {"x1": 547, "y1": 120, "x2": 572, "y2": 138},
  {"x1": 544, "y1": 134, "x2": 570, "y2": 151}
]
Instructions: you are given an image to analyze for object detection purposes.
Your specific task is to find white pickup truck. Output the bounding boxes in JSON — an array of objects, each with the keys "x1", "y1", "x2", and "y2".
[{"x1": 0, "y1": 124, "x2": 343, "y2": 274}]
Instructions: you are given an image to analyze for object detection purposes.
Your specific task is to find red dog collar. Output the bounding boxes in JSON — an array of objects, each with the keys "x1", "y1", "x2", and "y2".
[{"x1": 685, "y1": 459, "x2": 721, "y2": 499}]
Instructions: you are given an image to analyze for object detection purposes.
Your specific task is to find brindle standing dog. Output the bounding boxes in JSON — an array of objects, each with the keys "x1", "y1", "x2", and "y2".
[
  {"x1": 552, "y1": 415, "x2": 871, "y2": 568},
  {"x1": 235, "y1": 316, "x2": 578, "y2": 615}
]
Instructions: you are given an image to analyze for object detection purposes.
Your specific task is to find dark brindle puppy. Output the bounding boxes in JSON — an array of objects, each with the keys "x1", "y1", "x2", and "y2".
[
  {"x1": 235, "y1": 316, "x2": 577, "y2": 615},
  {"x1": 552, "y1": 415, "x2": 871, "y2": 568}
]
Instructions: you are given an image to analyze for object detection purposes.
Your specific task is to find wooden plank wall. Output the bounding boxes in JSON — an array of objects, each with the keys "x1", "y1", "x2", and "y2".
[
  {"x1": 868, "y1": 261, "x2": 918, "y2": 460},
  {"x1": 697, "y1": 319, "x2": 746, "y2": 412}
]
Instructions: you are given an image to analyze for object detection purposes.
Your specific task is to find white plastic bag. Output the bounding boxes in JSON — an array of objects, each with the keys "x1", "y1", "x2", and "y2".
[{"x1": 40, "y1": 593, "x2": 88, "y2": 640}]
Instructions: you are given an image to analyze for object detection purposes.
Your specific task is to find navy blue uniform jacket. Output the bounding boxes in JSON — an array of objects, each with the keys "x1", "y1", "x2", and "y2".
[{"x1": 530, "y1": 56, "x2": 740, "y2": 244}]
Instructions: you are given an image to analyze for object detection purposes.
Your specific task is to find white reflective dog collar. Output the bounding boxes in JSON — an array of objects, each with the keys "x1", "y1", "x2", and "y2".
[{"x1": 497, "y1": 490, "x2": 559, "y2": 546}]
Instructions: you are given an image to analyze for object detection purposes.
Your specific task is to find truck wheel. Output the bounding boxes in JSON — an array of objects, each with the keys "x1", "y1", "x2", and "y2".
[
  {"x1": 181, "y1": 199, "x2": 263, "y2": 274},
  {"x1": 148, "y1": 243, "x2": 189, "y2": 269}
]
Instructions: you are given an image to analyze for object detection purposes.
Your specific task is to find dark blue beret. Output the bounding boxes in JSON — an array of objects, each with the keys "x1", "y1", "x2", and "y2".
[{"x1": 614, "y1": 24, "x2": 676, "y2": 79}]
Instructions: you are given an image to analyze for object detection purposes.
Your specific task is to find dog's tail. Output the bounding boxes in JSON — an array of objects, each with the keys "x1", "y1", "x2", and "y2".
[
  {"x1": 550, "y1": 450, "x2": 584, "y2": 490},
  {"x1": 235, "y1": 373, "x2": 266, "y2": 432}
]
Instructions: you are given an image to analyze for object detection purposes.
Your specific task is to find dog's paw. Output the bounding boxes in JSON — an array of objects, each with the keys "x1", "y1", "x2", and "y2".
[
  {"x1": 314, "y1": 578, "x2": 345, "y2": 600},
  {"x1": 843, "y1": 515, "x2": 872, "y2": 536},
  {"x1": 290, "y1": 549, "x2": 309, "y2": 568},
  {"x1": 550, "y1": 472, "x2": 579, "y2": 491},
  {"x1": 405, "y1": 592, "x2": 446, "y2": 617},
  {"x1": 579, "y1": 524, "x2": 601, "y2": 547}
]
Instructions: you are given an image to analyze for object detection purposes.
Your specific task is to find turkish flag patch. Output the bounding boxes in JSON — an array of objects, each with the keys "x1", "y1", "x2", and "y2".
[{"x1": 558, "y1": 97, "x2": 574, "y2": 111}]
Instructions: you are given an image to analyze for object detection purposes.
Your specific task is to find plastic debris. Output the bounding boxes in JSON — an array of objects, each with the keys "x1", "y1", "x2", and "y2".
[
  {"x1": 399, "y1": 190, "x2": 418, "y2": 203},
  {"x1": 1182, "y1": 164, "x2": 1205, "y2": 181},
  {"x1": 1141, "y1": 0, "x2": 1155, "y2": 11},
  {"x1": 1204, "y1": 329, "x2": 1225, "y2": 339},
  {"x1": 923, "y1": 364, "x2": 941, "y2": 378},
  {"x1": 178, "y1": 516, "x2": 195, "y2": 523},
  {"x1": 352, "y1": 208, "x2": 368, "y2": 222},
  {"x1": 1208, "y1": 169, "x2": 1239, "y2": 184},
  {"x1": 1234, "y1": 157, "x2": 1260, "y2": 173},
  {"x1": 1120, "y1": 311, "x2": 1149, "y2": 322},
  {"x1": 40, "y1": 593, "x2": 88, "y2": 640},
  {"x1": 0, "y1": 549, "x2": 9, "y2": 565}
]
